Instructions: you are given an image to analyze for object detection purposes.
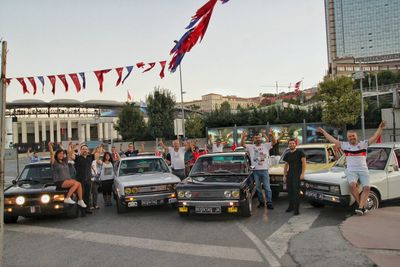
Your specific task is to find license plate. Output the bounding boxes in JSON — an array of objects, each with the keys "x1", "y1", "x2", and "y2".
[
  {"x1": 283, "y1": 183, "x2": 287, "y2": 190},
  {"x1": 195, "y1": 207, "x2": 221, "y2": 214},
  {"x1": 306, "y1": 191, "x2": 322, "y2": 199},
  {"x1": 128, "y1": 201, "x2": 138, "y2": 207},
  {"x1": 142, "y1": 200, "x2": 162, "y2": 206},
  {"x1": 30, "y1": 206, "x2": 36, "y2": 213}
]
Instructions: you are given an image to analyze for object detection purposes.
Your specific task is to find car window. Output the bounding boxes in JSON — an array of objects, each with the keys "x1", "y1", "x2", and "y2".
[
  {"x1": 118, "y1": 158, "x2": 169, "y2": 176},
  {"x1": 191, "y1": 155, "x2": 248, "y2": 174},
  {"x1": 18, "y1": 165, "x2": 53, "y2": 182},
  {"x1": 280, "y1": 148, "x2": 327, "y2": 164},
  {"x1": 335, "y1": 147, "x2": 392, "y2": 170}
]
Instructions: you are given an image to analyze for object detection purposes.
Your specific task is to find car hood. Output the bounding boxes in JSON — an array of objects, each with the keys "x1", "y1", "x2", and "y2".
[
  {"x1": 5, "y1": 182, "x2": 57, "y2": 195},
  {"x1": 269, "y1": 163, "x2": 333, "y2": 175},
  {"x1": 304, "y1": 167, "x2": 385, "y2": 185},
  {"x1": 116, "y1": 172, "x2": 181, "y2": 186}
]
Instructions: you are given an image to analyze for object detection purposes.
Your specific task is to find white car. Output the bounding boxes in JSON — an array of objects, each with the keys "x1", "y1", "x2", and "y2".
[
  {"x1": 302, "y1": 143, "x2": 400, "y2": 210},
  {"x1": 113, "y1": 156, "x2": 181, "y2": 213}
]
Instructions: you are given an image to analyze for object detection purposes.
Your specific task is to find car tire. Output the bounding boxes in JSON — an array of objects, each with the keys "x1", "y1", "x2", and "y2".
[
  {"x1": 4, "y1": 215, "x2": 18, "y2": 224},
  {"x1": 170, "y1": 202, "x2": 178, "y2": 209},
  {"x1": 271, "y1": 190, "x2": 280, "y2": 200},
  {"x1": 309, "y1": 201, "x2": 325, "y2": 208},
  {"x1": 65, "y1": 204, "x2": 79, "y2": 219},
  {"x1": 116, "y1": 197, "x2": 127, "y2": 214},
  {"x1": 241, "y1": 194, "x2": 253, "y2": 217},
  {"x1": 366, "y1": 190, "x2": 380, "y2": 210}
]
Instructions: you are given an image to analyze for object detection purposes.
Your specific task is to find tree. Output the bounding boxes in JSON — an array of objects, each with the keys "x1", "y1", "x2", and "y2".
[
  {"x1": 319, "y1": 76, "x2": 362, "y2": 128},
  {"x1": 115, "y1": 103, "x2": 146, "y2": 141},
  {"x1": 146, "y1": 88, "x2": 176, "y2": 139},
  {"x1": 219, "y1": 101, "x2": 231, "y2": 113},
  {"x1": 185, "y1": 115, "x2": 205, "y2": 138}
]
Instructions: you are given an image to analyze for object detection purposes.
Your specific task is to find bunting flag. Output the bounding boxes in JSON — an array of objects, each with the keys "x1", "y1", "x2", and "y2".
[
  {"x1": 58, "y1": 74, "x2": 69, "y2": 92},
  {"x1": 69, "y1": 73, "x2": 81, "y2": 93},
  {"x1": 115, "y1": 67, "x2": 124, "y2": 86},
  {"x1": 377, "y1": 134, "x2": 382, "y2": 144},
  {"x1": 79, "y1": 72, "x2": 86, "y2": 89},
  {"x1": 17, "y1": 78, "x2": 29, "y2": 94},
  {"x1": 27, "y1": 77, "x2": 37, "y2": 95},
  {"x1": 37, "y1": 76, "x2": 45, "y2": 93},
  {"x1": 143, "y1": 62, "x2": 156, "y2": 73},
  {"x1": 294, "y1": 81, "x2": 302, "y2": 95},
  {"x1": 127, "y1": 90, "x2": 132, "y2": 102},
  {"x1": 159, "y1": 61, "x2": 167, "y2": 79},
  {"x1": 94, "y1": 69, "x2": 111, "y2": 92},
  {"x1": 48, "y1": 75, "x2": 56, "y2": 95},
  {"x1": 136, "y1": 62, "x2": 145, "y2": 69},
  {"x1": 122, "y1": 66, "x2": 133, "y2": 84},
  {"x1": 6, "y1": 78, "x2": 11, "y2": 86}
]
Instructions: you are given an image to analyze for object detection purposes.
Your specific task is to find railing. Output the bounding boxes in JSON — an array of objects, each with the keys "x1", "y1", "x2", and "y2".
[{"x1": 363, "y1": 83, "x2": 400, "y2": 93}]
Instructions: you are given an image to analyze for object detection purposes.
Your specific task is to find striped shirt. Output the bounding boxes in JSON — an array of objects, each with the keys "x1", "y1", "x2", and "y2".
[{"x1": 340, "y1": 140, "x2": 368, "y2": 171}]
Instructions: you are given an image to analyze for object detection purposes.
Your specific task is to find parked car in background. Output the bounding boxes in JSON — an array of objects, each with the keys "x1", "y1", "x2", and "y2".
[
  {"x1": 4, "y1": 161, "x2": 78, "y2": 223},
  {"x1": 302, "y1": 143, "x2": 400, "y2": 210},
  {"x1": 269, "y1": 143, "x2": 341, "y2": 200},
  {"x1": 176, "y1": 152, "x2": 255, "y2": 217},
  {"x1": 113, "y1": 156, "x2": 181, "y2": 213}
]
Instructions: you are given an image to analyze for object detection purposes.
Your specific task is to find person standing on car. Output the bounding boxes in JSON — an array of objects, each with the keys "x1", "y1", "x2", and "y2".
[
  {"x1": 159, "y1": 139, "x2": 186, "y2": 180},
  {"x1": 283, "y1": 138, "x2": 306, "y2": 215},
  {"x1": 124, "y1": 142, "x2": 144, "y2": 157},
  {"x1": 27, "y1": 148, "x2": 41, "y2": 163},
  {"x1": 318, "y1": 122, "x2": 385, "y2": 215},
  {"x1": 241, "y1": 129, "x2": 276, "y2": 209},
  {"x1": 92, "y1": 152, "x2": 115, "y2": 207},
  {"x1": 49, "y1": 142, "x2": 87, "y2": 208},
  {"x1": 111, "y1": 146, "x2": 121, "y2": 162}
]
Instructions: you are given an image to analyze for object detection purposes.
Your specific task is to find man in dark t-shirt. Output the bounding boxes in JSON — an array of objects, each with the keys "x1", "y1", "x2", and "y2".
[{"x1": 283, "y1": 138, "x2": 306, "y2": 215}]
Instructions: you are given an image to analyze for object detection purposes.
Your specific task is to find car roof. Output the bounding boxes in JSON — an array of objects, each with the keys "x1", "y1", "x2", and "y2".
[
  {"x1": 27, "y1": 160, "x2": 74, "y2": 166},
  {"x1": 198, "y1": 152, "x2": 247, "y2": 158},
  {"x1": 369, "y1": 142, "x2": 400, "y2": 149},
  {"x1": 297, "y1": 143, "x2": 335, "y2": 148},
  {"x1": 120, "y1": 155, "x2": 163, "y2": 161}
]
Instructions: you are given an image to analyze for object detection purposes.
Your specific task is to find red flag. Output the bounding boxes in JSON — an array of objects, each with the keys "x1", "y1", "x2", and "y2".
[
  {"x1": 143, "y1": 62, "x2": 156, "y2": 73},
  {"x1": 231, "y1": 142, "x2": 237, "y2": 152},
  {"x1": 127, "y1": 90, "x2": 132, "y2": 102},
  {"x1": 94, "y1": 69, "x2": 111, "y2": 92},
  {"x1": 17, "y1": 78, "x2": 29, "y2": 94},
  {"x1": 377, "y1": 134, "x2": 382, "y2": 144},
  {"x1": 115, "y1": 67, "x2": 123, "y2": 86},
  {"x1": 69, "y1": 73, "x2": 81, "y2": 93},
  {"x1": 294, "y1": 81, "x2": 301, "y2": 95},
  {"x1": 27, "y1": 77, "x2": 37, "y2": 95},
  {"x1": 136, "y1": 62, "x2": 145, "y2": 69},
  {"x1": 159, "y1": 61, "x2": 167, "y2": 79},
  {"x1": 48, "y1": 75, "x2": 57, "y2": 95},
  {"x1": 6, "y1": 78, "x2": 11, "y2": 86},
  {"x1": 58, "y1": 74, "x2": 69, "y2": 92}
]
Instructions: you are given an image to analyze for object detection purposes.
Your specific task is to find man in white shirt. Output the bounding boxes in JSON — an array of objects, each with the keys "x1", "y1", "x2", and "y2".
[
  {"x1": 159, "y1": 139, "x2": 186, "y2": 180},
  {"x1": 241, "y1": 129, "x2": 276, "y2": 209},
  {"x1": 318, "y1": 121, "x2": 385, "y2": 215}
]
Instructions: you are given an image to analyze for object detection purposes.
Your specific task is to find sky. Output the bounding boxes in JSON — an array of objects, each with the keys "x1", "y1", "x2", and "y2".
[{"x1": 1, "y1": 0, "x2": 328, "y2": 103}]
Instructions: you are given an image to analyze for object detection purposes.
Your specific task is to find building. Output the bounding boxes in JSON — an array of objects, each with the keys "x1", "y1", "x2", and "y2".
[
  {"x1": 184, "y1": 93, "x2": 261, "y2": 112},
  {"x1": 325, "y1": 0, "x2": 400, "y2": 76}
]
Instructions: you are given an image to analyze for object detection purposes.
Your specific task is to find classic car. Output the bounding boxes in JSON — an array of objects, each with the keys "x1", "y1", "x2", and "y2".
[
  {"x1": 4, "y1": 161, "x2": 79, "y2": 223},
  {"x1": 176, "y1": 152, "x2": 255, "y2": 217},
  {"x1": 113, "y1": 156, "x2": 181, "y2": 213},
  {"x1": 302, "y1": 143, "x2": 400, "y2": 210},
  {"x1": 269, "y1": 143, "x2": 341, "y2": 199}
]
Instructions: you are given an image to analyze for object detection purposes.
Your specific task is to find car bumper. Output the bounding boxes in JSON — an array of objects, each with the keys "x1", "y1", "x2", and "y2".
[
  {"x1": 302, "y1": 189, "x2": 351, "y2": 206},
  {"x1": 270, "y1": 182, "x2": 286, "y2": 192},
  {"x1": 177, "y1": 199, "x2": 245, "y2": 214},
  {"x1": 4, "y1": 203, "x2": 74, "y2": 217},
  {"x1": 121, "y1": 192, "x2": 177, "y2": 208}
]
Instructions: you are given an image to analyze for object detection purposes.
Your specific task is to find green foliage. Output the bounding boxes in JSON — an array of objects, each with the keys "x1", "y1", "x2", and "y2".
[
  {"x1": 185, "y1": 115, "x2": 205, "y2": 138},
  {"x1": 146, "y1": 88, "x2": 176, "y2": 139},
  {"x1": 115, "y1": 103, "x2": 146, "y2": 141},
  {"x1": 319, "y1": 76, "x2": 361, "y2": 127},
  {"x1": 219, "y1": 101, "x2": 231, "y2": 113},
  {"x1": 356, "y1": 70, "x2": 400, "y2": 89}
]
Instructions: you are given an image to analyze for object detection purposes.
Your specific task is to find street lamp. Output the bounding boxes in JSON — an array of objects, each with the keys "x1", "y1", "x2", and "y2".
[
  {"x1": 354, "y1": 70, "x2": 366, "y2": 140},
  {"x1": 174, "y1": 40, "x2": 185, "y2": 139}
]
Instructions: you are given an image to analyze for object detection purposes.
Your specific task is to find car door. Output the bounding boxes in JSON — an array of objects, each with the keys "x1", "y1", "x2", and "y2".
[{"x1": 388, "y1": 149, "x2": 400, "y2": 199}]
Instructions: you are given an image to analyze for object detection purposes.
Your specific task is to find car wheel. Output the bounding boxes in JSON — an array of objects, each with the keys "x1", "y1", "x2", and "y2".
[
  {"x1": 366, "y1": 190, "x2": 380, "y2": 210},
  {"x1": 4, "y1": 215, "x2": 18, "y2": 224},
  {"x1": 170, "y1": 202, "x2": 178, "y2": 209},
  {"x1": 309, "y1": 201, "x2": 325, "y2": 208},
  {"x1": 116, "y1": 197, "x2": 127, "y2": 214},
  {"x1": 271, "y1": 190, "x2": 280, "y2": 200},
  {"x1": 241, "y1": 194, "x2": 253, "y2": 217},
  {"x1": 65, "y1": 204, "x2": 79, "y2": 219}
]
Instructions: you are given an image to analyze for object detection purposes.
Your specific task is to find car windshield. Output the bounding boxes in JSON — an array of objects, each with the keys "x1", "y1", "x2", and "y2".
[
  {"x1": 190, "y1": 155, "x2": 248, "y2": 175},
  {"x1": 18, "y1": 165, "x2": 54, "y2": 183},
  {"x1": 118, "y1": 158, "x2": 169, "y2": 176},
  {"x1": 280, "y1": 148, "x2": 327, "y2": 164},
  {"x1": 335, "y1": 147, "x2": 391, "y2": 170}
]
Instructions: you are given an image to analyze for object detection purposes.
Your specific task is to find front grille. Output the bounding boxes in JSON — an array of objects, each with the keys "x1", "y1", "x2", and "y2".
[
  {"x1": 304, "y1": 182, "x2": 330, "y2": 192},
  {"x1": 125, "y1": 184, "x2": 174, "y2": 195},
  {"x1": 270, "y1": 175, "x2": 283, "y2": 182},
  {"x1": 191, "y1": 190, "x2": 225, "y2": 200}
]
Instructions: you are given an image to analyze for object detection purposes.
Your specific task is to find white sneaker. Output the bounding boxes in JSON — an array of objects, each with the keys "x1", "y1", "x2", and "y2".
[
  {"x1": 77, "y1": 200, "x2": 87, "y2": 208},
  {"x1": 64, "y1": 197, "x2": 76, "y2": 205}
]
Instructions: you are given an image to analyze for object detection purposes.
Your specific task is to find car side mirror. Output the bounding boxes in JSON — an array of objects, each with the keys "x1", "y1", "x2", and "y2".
[
  {"x1": 168, "y1": 166, "x2": 172, "y2": 173},
  {"x1": 250, "y1": 166, "x2": 255, "y2": 171},
  {"x1": 388, "y1": 165, "x2": 395, "y2": 173},
  {"x1": 12, "y1": 180, "x2": 17, "y2": 185}
]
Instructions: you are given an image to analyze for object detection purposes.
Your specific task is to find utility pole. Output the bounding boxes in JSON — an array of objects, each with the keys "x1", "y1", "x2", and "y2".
[
  {"x1": 375, "y1": 72, "x2": 380, "y2": 107},
  {"x1": 0, "y1": 40, "x2": 8, "y2": 266},
  {"x1": 354, "y1": 70, "x2": 365, "y2": 140},
  {"x1": 179, "y1": 64, "x2": 185, "y2": 139}
]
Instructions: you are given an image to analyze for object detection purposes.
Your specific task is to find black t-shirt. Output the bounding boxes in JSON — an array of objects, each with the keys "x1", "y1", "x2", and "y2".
[
  {"x1": 125, "y1": 150, "x2": 139, "y2": 157},
  {"x1": 74, "y1": 154, "x2": 94, "y2": 182},
  {"x1": 283, "y1": 149, "x2": 306, "y2": 178},
  {"x1": 270, "y1": 142, "x2": 280, "y2": 156}
]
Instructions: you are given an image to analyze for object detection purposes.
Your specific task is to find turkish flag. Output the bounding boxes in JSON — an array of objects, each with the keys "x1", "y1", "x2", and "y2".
[
  {"x1": 6, "y1": 78, "x2": 12, "y2": 86},
  {"x1": 27, "y1": 77, "x2": 37, "y2": 95},
  {"x1": 115, "y1": 67, "x2": 123, "y2": 86},
  {"x1": 159, "y1": 61, "x2": 167, "y2": 79},
  {"x1": 94, "y1": 69, "x2": 111, "y2": 92},
  {"x1": 48, "y1": 75, "x2": 57, "y2": 95},
  {"x1": 377, "y1": 134, "x2": 382, "y2": 144},
  {"x1": 69, "y1": 73, "x2": 81, "y2": 93},
  {"x1": 58, "y1": 74, "x2": 69, "y2": 92},
  {"x1": 136, "y1": 62, "x2": 145, "y2": 69},
  {"x1": 17, "y1": 78, "x2": 29, "y2": 94}
]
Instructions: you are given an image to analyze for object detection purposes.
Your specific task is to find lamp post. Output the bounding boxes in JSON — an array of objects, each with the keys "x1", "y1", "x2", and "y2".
[
  {"x1": 174, "y1": 40, "x2": 185, "y2": 139},
  {"x1": 354, "y1": 70, "x2": 366, "y2": 139}
]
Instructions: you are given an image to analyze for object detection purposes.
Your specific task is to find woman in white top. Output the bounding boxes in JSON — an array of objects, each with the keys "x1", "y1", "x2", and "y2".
[{"x1": 91, "y1": 152, "x2": 116, "y2": 207}]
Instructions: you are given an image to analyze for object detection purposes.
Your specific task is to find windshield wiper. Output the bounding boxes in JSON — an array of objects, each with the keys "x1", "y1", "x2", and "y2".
[
  {"x1": 190, "y1": 172, "x2": 209, "y2": 176},
  {"x1": 17, "y1": 180, "x2": 41, "y2": 184},
  {"x1": 210, "y1": 170, "x2": 235, "y2": 174}
]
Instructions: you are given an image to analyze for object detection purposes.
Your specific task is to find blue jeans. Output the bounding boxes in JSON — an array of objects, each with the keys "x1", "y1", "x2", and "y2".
[{"x1": 253, "y1": 170, "x2": 272, "y2": 205}]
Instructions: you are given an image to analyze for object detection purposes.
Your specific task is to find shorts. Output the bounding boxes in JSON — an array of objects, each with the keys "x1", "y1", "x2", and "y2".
[
  {"x1": 55, "y1": 180, "x2": 65, "y2": 190},
  {"x1": 345, "y1": 170, "x2": 370, "y2": 187}
]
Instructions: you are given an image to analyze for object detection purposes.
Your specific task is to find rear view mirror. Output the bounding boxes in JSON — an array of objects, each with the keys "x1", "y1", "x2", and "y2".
[
  {"x1": 12, "y1": 180, "x2": 17, "y2": 185},
  {"x1": 250, "y1": 166, "x2": 255, "y2": 170}
]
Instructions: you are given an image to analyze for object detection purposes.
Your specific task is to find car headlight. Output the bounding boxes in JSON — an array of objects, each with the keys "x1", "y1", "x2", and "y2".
[
  {"x1": 167, "y1": 184, "x2": 176, "y2": 191},
  {"x1": 177, "y1": 191, "x2": 185, "y2": 198},
  {"x1": 224, "y1": 190, "x2": 232, "y2": 198},
  {"x1": 330, "y1": 185, "x2": 340, "y2": 194},
  {"x1": 53, "y1": 194, "x2": 65, "y2": 201},
  {"x1": 231, "y1": 190, "x2": 240, "y2": 198},
  {"x1": 16, "y1": 196, "x2": 25, "y2": 205},
  {"x1": 131, "y1": 187, "x2": 139, "y2": 194},
  {"x1": 124, "y1": 187, "x2": 132, "y2": 195},
  {"x1": 41, "y1": 194, "x2": 51, "y2": 204},
  {"x1": 184, "y1": 191, "x2": 192, "y2": 198}
]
